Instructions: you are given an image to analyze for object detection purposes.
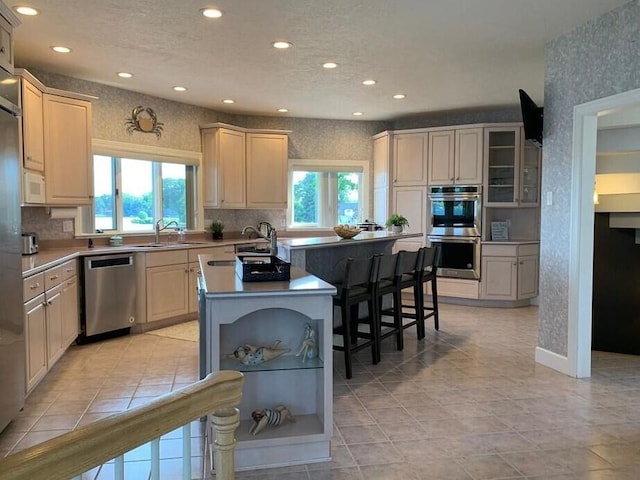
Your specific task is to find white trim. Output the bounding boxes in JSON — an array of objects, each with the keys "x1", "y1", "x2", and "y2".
[
  {"x1": 92, "y1": 138, "x2": 201, "y2": 166},
  {"x1": 199, "y1": 122, "x2": 291, "y2": 135},
  {"x1": 566, "y1": 86, "x2": 640, "y2": 378},
  {"x1": 535, "y1": 347, "x2": 572, "y2": 376}
]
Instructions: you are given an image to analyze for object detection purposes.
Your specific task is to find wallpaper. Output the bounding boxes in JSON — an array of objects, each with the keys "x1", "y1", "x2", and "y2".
[{"x1": 539, "y1": 1, "x2": 640, "y2": 355}]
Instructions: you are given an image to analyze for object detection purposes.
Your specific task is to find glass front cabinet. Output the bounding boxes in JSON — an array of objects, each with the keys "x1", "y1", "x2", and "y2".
[{"x1": 484, "y1": 126, "x2": 540, "y2": 207}]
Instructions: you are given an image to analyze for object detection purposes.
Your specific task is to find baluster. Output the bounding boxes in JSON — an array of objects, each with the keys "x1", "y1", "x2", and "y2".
[
  {"x1": 150, "y1": 438, "x2": 160, "y2": 480},
  {"x1": 182, "y1": 423, "x2": 192, "y2": 480},
  {"x1": 114, "y1": 455, "x2": 124, "y2": 480},
  {"x1": 210, "y1": 407, "x2": 240, "y2": 480}
]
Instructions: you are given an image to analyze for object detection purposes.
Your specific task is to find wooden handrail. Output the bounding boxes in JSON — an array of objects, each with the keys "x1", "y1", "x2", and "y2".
[{"x1": 0, "y1": 370, "x2": 243, "y2": 480}]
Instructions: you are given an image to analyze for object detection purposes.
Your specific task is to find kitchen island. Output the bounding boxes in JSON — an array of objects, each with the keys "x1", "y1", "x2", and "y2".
[
  {"x1": 197, "y1": 258, "x2": 336, "y2": 470},
  {"x1": 277, "y1": 230, "x2": 422, "y2": 283}
]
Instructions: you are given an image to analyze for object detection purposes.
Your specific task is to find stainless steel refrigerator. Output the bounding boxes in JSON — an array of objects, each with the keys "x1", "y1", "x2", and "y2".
[{"x1": 0, "y1": 74, "x2": 24, "y2": 433}]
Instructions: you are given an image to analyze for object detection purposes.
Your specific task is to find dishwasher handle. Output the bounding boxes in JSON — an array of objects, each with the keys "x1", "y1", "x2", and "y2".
[{"x1": 87, "y1": 255, "x2": 134, "y2": 270}]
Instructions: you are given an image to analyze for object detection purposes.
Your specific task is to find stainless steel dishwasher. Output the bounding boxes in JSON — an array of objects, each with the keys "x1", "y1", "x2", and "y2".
[{"x1": 82, "y1": 254, "x2": 136, "y2": 339}]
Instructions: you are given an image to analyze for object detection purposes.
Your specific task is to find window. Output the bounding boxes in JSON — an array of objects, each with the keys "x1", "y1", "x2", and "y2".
[
  {"x1": 288, "y1": 160, "x2": 369, "y2": 228},
  {"x1": 90, "y1": 155, "x2": 194, "y2": 233}
]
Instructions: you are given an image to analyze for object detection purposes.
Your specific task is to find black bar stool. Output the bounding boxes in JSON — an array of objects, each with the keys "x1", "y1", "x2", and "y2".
[
  {"x1": 373, "y1": 252, "x2": 403, "y2": 361},
  {"x1": 417, "y1": 245, "x2": 440, "y2": 331},
  {"x1": 331, "y1": 256, "x2": 379, "y2": 379}
]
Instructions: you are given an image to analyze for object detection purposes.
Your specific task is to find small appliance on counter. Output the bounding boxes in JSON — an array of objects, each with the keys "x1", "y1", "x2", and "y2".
[
  {"x1": 21, "y1": 233, "x2": 39, "y2": 255},
  {"x1": 357, "y1": 220, "x2": 383, "y2": 231}
]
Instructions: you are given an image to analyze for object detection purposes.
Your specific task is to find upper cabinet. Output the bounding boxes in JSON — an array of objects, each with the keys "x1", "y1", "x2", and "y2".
[
  {"x1": 428, "y1": 127, "x2": 483, "y2": 185},
  {"x1": 372, "y1": 132, "x2": 391, "y2": 226},
  {"x1": 393, "y1": 132, "x2": 427, "y2": 185},
  {"x1": 0, "y1": 6, "x2": 19, "y2": 75},
  {"x1": 201, "y1": 123, "x2": 290, "y2": 209},
  {"x1": 21, "y1": 77, "x2": 44, "y2": 172},
  {"x1": 484, "y1": 126, "x2": 540, "y2": 207},
  {"x1": 43, "y1": 94, "x2": 93, "y2": 205}
]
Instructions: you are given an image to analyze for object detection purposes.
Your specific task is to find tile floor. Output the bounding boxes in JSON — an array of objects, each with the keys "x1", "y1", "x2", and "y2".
[{"x1": 2, "y1": 304, "x2": 640, "y2": 479}]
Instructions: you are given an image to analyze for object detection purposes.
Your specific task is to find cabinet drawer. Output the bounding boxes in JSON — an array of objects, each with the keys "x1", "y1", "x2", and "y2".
[
  {"x1": 517, "y1": 243, "x2": 539, "y2": 257},
  {"x1": 59, "y1": 259, "x2": 77, "y2": 281},
  {"x1": 146, "y1": 249, "x2": 188, "y2": 267},
  {"x1": 44, "y1": 264, "x2": 66, "y2": 290},
  {"x1": 23, "y1": 272, "x2": 44, "y2": 302},
  {"x1": 482, "y1": 243, "x2": 518, "y2": 257},
  {"x1": 188, "y1": 245, "x2": 236, "y2": 263}
]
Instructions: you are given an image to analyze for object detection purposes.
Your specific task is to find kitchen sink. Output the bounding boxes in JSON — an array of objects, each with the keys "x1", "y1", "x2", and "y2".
[
  {"x1": 234, "y1": 243, "x2": 272, "y2": 254},
  {"x1": 137, "y1": 242, "x2": 209, "y2": 248}
]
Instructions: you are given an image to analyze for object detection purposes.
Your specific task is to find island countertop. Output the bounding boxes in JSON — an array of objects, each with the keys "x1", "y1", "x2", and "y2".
[{"x1": 277, "y1": 230, "x2": 422, "y2": 249}]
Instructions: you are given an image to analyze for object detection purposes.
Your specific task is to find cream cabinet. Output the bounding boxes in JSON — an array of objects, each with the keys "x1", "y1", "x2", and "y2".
[
  {"x1": 428, "y1": 128, "x2": 483, "y2": 185},
  {"x1": 246, "y1": 133, "x2": 288, "y2": 208},
  {"x1": 23, "y1": 273, "x2": 46, "y2": 393},
  {"x1": 187, "y1": 245, "x2": 236, "y2": 313},
  {"x1": 201, "y1": 124, "x2": 289, "y2": 209},
  {"x1": 480, "y1": 243, "x2": 539, "y2": 301},
  {"x1": 145, "y1": 250, "x2": 190, "y2": 322},
  {"x1": 372, "y1": 132, "x2": 391, "y2": 226},
  {"x1": 484, "y1": 127, "x2": 540, "y2": 207},
  {"x1": 392, "y1": 186, "x2": 427, "y2": 252},
  {"x1": 393, "y1": 133, "x2": 427, "y2": 185},
  {"x1": 0, "y1": 10, "x2": 16, "y2": 75},
  {"x1": 21, "y1": 77, "x2": 44, "y2": 172},
  {"x1": 43, "y1": 94, "x2": 93, "y2": 205},
  {"x1": 61, "y1": 276, "x2": 79, "y2": 347}
]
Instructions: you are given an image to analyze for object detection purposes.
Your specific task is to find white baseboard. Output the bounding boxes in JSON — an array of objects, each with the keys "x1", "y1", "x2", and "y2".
[{"x1": 535, "y1": 346, "x2": 573, "y2": 376}]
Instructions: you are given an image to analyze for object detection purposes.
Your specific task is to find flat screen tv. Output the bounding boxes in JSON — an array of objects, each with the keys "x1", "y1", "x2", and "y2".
[{"x1": 519, "y1": 89, "x2": 543, "y2": 148}]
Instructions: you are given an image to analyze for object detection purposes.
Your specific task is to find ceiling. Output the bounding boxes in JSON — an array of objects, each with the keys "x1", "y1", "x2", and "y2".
[{"x1": 10, "y1": 0, "x2": 628, "y2": 121}]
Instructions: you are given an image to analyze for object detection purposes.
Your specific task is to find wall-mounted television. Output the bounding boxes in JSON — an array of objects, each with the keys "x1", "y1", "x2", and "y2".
[{"x1": 519, "y1": 89, "x2": 543, "y2": 148}]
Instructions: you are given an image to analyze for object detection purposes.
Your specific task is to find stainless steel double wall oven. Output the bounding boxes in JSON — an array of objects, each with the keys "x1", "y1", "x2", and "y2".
[{"x1": 427, "y1": 185, "x2": 481, "y2": 279}]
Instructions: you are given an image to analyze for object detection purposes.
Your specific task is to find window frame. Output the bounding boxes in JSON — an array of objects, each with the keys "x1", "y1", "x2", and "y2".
[{"x1": 287, "y1": 159, "x2": 370, "y2": 230}]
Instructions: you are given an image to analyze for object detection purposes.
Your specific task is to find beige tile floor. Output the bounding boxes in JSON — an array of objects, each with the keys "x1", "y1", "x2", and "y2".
[{"x1": 2, "y1": 303, "x2": 640, "y2": 479}]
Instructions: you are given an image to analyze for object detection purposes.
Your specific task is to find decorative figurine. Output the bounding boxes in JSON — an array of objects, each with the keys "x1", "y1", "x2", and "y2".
[
  {"x1": 249, "y1": 405, "x2": 295, "y2": 435},
  {"x1": 224, "y1": 341, "x2": 289, "y2": 366},
  {"x1": 296, "y1": 323, "x2": 318, "y2": 364}
]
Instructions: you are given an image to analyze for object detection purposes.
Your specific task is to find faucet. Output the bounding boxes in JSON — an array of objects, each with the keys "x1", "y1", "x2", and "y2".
[
  {"x1": 242, "y1": 222, "x2": 278, "y2": 255},
  {"x1": 155, "y1": 219, "x2": 179, "y2": 243}
]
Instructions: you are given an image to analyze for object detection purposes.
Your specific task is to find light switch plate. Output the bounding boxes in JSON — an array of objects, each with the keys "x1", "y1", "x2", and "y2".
[{"x1": 62, "y1": 220, "x2": 73, "y2": 232}]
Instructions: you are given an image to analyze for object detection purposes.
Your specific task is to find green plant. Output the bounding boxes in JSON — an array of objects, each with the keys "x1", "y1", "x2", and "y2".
[
  {"x1": 385, "y1": 213, "x2": 410, "y2": 228},
  {"x1": 210, "y1": 220, "x2": 225, "y2": 233}
]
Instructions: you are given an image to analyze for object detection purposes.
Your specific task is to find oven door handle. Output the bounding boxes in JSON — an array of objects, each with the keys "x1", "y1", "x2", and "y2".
[{"x1": 428, "y1": 235, "x2": 479, "y2": 244}]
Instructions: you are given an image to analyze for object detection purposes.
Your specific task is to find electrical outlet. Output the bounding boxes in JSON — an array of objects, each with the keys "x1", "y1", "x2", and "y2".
[
  {"x1": 280, "y1": 217, "x2": 286, "y2": 228},
  {"x1": 62, "y1": 220, "x2": 73, "y2": 232}
]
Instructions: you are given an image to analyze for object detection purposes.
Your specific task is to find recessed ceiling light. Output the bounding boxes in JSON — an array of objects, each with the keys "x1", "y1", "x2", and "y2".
[
  {"x1": 117, "y1": 72, "x2": 133, "y2": 78},
  {"x1": 201, "y1": 8, "x2": 222, "y2": 18},
  {"x1": 223, "y1": 99, "x2": 235, "y2": 104},
  {"x1": 173, "y1": 86, "x2": 187, "y2": 92},
  {"x1": 353, "y1": 112, "x2": 364, "y2": 116},
  {"x1": 277, "y1": 108, "x2": 288, "y2": 113},
  {"x1": 51, "y1": 46, "x2": 71, "y2": 54},
  {"x1": 0, "y1": 78, "x2": 17, "y2": 85},
  {"x1": 393, "y1": 93, "x2": 406, "y2": 99},
  {"x1": 14, "y1": 6, "x2": 39, "y2": 16},
  {"x1": 272, "y1": 41, "x2": 292, "y2": 49},
  {"x1": 362, "y1": 80, "x2": 376, "y2": 86},
  {"x1": 322, "y1": 62, "x2": 338, "y2": 69}
]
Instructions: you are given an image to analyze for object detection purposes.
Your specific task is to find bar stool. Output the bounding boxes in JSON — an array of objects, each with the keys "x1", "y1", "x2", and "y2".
[
  {"x1": 417, "y1": 245, "x2": 440, "y2": 331},
  {"x1": 331, "y1": 256, "x2": 379, "y2": 379},
  {"x1": 373, "y1": 252, "x2": 403, "y2": 361}
]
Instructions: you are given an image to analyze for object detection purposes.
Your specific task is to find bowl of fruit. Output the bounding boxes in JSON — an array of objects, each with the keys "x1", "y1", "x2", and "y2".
[{"x1": 333, "y1": 224, "x2": 362, "y2": 239}]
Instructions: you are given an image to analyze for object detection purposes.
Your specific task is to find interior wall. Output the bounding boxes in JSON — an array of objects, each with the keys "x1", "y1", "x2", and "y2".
[{"x1": 540, "y1": 1, "x2": 640, "y2": 357}]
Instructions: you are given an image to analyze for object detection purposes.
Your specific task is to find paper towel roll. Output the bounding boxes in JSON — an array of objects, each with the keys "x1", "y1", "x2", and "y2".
[{"x1": 48, "y1": 207, "x2": 78, "y2": 219}]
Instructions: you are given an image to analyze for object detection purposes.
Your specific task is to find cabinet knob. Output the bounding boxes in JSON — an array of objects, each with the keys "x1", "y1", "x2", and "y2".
[
  {"x1": 65, "y1": 268, "x2": 73, "y2": 272},
  {"x1": 30, "y1": 283, "x2": 40, "y2": 290},
  {"x1": 0, "y1": 46, "x2": 5, "y2": 54},
  {"x1": 512, "y1": 262, "x2": 517, "y2": 266},
  {"x1": 50, "y1": 274, "x2": 59, "y2": 280}
]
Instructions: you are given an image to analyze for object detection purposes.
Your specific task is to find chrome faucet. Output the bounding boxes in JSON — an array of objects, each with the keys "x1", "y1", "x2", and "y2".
[
  {"x1": 155, "y1": 219, "x2": 179, "y2": 243},
  {"x1": 242, "y1": 222, "x2": 278, "y2": 255}
]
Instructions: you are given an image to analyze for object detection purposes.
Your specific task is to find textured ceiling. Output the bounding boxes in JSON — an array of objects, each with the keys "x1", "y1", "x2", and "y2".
[{"x1": 11, "y1": 0, "x2": 629, "y2": 121}]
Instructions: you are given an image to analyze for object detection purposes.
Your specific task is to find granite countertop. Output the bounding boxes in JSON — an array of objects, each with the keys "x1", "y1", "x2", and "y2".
[
  {"x1": 198, "y1": 261, "x2": 336, "y2": 298},
  {"x1": 278, "y1": 231, "x2": 422, "y2": 249},
  {"x1": 21, "y1": 238, "x2": 267, "y2": 277}
]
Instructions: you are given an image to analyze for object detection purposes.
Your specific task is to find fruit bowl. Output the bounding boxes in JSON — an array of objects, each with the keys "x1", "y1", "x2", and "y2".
[{"x1": 333, "y1": 225, "x2": 362, "y2": 239}]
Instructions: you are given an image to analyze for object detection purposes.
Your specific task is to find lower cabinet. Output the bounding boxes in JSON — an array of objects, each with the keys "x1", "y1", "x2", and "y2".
[
  {"x1": 391, "y1": 186, "x2": 427, "y2": 252},
  {"x1": 480, "y1": 243, "x2": 539, "y2": 301},
  {"x1": 23, "y1": 259, "x2": 79, "y2": 394}
]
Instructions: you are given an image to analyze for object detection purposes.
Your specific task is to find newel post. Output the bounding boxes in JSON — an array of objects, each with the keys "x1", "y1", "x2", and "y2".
[{"x1": 210, "y1": 407, "x2": 240, "y2": 480}]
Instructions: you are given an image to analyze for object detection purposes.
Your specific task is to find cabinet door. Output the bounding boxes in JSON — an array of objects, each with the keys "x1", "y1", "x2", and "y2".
[
  {"x1": 146, "y1": 264, "x2": 189, "y2": 322},
  {"x1": 0, "y1": 15, "x2": 13, "y2": 74},
  {"x1": 43, "y1": 94, "x2": 93, "y2": 205},
  {"x1": 201, "y1": 129, "x2": 219, "y2": 208},
  {"x1": 218, "y1": 128, "x2": 246, "y2": 208},
  {"x1": 24, "y1": 294, "x2": 47, "y2": 393},
  {"x1": 428, "y1": 130, "x2": 454, "y2": 185},
  {"x1": 188, "y1": 261, "x2": 201, "y2": 314},
  {"x1": 21, "y1": 78, "x2": 44, "y2": 172},
  {"x1": 484, "y1": 127, "x2": 520, "y2": 206},
  {"x1": 373, "y1": 134, "x2": 390, "y2": 189},
  {"x1": 246, "y1": 133, "x2": 288, "y2": 209},
  {"x1": 519, "y1": 128, "x2": 541, "y2": 206},
  {"x1": 481, "y1": 256, "x2": 517, "y2": 300},
  {"x1": 61, "y1": 276, "x2": 79, "y2": 348},
  {"x1": 455, "y1": 128, "x2": 483, "y2": 185},
  {"x1": 392, "y1": 186, "x2": 426, "y2": 252},
  {"x1": 517, "y1": 255, "x2": 539, "y2": 299},
  {"x1": 393, "y1": 133, "x2": 427, "y2": 185},
  {"x1": 45, "y1": 284, "x2": 65, "y2": 366}
]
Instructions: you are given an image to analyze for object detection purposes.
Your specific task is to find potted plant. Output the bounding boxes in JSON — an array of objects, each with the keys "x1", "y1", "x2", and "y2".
[
  {"x1": 386, "y1": 213, "x2": 409, "y2": 233},
  {"x1": 210, "y1": 220, "x2": 225, "y2": 240}
]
